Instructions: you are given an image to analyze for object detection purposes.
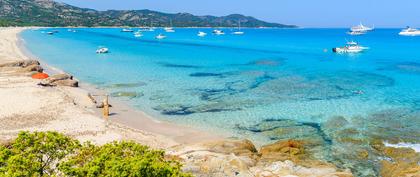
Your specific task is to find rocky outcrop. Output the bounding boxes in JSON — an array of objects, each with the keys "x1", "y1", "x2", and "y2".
[
  {"x1": 0, "y1": 60, "x2": 40, "y2": 68},
  {"x1": 39, "y1": 73, "x2": 79, "y2": 87},
  {"x1": 370, "y1": 141, "x2": 420, "y2": 177},
  {"x1": 170, "y1": 139, "x2": 353, "y2": 177}
]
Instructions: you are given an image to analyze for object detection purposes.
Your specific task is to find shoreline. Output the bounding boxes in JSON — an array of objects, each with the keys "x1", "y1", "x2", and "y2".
[{"x1": 16, "y1": 27, "x2": 223, "y2": 145}]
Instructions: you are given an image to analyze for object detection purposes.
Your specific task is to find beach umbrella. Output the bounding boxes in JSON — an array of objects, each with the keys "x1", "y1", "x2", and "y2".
[{"x1": 32, "y1": 73, "x2": 49, "y2": 79}]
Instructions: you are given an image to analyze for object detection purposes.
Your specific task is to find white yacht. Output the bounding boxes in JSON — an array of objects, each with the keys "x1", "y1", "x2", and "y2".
[
  {"x1": 96, "y1": 47, "x2": 109, "y2": 54},
  {"x1": 350, "y1": 23, "x2": 374, "y2": 32},
  {"x1": 213, "y1": 29, "x2": 225, "y2": 35},
  {"x1": 197, "y1": 31, "x2": 207, "y2": 37},
  {"x1": 121, "y1": 28, "x2": 134, "y2": 32},
  {"x1": 134, "y1": 31, "x2": 143, "y2": 38},
  {"x1": 333, "y1": 41, "x2": 368, "y2": 53},
  {"x1": 156, "y1": 34, "x2": 167, "y2": 39},
  {"x1": 399, "y1": 26, "x2": 420, "y2": 36}
]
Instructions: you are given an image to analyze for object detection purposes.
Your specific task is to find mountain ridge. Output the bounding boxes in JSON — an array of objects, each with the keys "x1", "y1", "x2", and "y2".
[{"x1": 0, "y1": 0, "x2": 296, "y2": 28}]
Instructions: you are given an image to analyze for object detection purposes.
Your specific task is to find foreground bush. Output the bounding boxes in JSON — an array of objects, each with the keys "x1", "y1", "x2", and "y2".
[{"x1": 0, "y1": 131, "x2": 190, "y2": 177}]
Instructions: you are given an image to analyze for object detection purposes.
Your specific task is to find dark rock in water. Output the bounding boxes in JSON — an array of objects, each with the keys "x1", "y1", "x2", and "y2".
[
  {"x1": 189, "y1": 72, "x2": 225, "y2": 77},
  {"x1": 106, "y1": 82, "x2": 146, "y2": 88},
  {"x1": 110, "y1": 91, "x2": 144, "y2": 99},
  {"x1": 153, "y1": 104, "x2": 194, "y2": 115},
  {"x1": 158, "y1": 62, "x2": 202, "y2": 69}
]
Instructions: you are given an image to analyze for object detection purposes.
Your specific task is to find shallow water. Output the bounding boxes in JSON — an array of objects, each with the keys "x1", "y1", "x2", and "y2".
[{"x1": 21, "y1": 28, "x2": 420, "y2": 176}]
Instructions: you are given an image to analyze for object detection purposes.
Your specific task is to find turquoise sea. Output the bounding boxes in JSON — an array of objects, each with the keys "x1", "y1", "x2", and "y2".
[{"x1": 21, "y1": 28, "x2": 420, "y2": 176}]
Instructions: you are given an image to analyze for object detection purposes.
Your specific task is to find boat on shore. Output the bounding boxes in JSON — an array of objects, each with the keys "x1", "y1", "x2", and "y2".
[
  {"x1": 399, "y1": 26, "x2": 420, "y2": 36},
  {"x1": 332, "y1": 41, "x2": 368, "y2": 53}
]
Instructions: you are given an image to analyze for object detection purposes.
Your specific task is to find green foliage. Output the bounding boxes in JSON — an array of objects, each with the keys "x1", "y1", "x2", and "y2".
[
  {"x1": 0, "y1": 131, "x2": 80, "y2": 177},
  {"x1": 59, "y1": 141, "x2": 191, "y2": 177},
  {"x1": 0, "y1": 132, "x2": 190, "y2": 177}
]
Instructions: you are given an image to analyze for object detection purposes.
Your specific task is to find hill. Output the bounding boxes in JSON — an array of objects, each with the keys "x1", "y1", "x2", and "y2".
[{"x1": 0, "y1": 0, "x2": 296, "y2": 27}]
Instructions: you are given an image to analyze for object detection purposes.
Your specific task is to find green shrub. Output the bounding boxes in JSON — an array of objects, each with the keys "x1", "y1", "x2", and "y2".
[{"x1": 0, "y1": 132, "x2": 190, "y2": 177}]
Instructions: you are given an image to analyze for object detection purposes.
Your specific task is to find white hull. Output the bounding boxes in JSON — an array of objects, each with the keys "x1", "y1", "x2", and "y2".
[
  {"x1": 399, "y1": 31, "x2": 420, "y2": 36},
  {"x1": 96, "y1": 48, "x2": 109, "y2": 54},
  {"x1": 232, "y1": 31, "x2": 244, "y2": 35},
  {"x1": 197, "y1": 32, "x2": 207, "y2": 37},
  {"x1": 156, "y1": 34, "x2": 167, "y2": 39}
]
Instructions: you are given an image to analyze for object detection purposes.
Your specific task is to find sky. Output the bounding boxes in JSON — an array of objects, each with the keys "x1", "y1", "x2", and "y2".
[{"x1": 55, "y1": 0, "x2": 420, "y2": 28}]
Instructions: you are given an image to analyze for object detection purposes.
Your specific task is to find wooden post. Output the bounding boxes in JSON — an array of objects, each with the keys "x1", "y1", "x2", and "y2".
[{"x1": 103, "y1": 94, "x2": 109, "y2": 120}]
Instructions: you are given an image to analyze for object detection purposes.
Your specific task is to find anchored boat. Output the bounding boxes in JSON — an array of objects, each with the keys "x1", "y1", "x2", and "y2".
[
  {"x1": 197, "y1": 31, "x2": 207, "y2": 37},
  {"x1": 399, "y1": 26, "x2": 420, "y2": 36},
  {"x1": 156, "y1": 34, "x2": 167, "y2": 39},
  {"x1": 213, "y1": 29, "x2": 225, "y2": 35},
  {"x1": 96, "y1": 47, "x2": 109, "y2": 54},
  {"x1": 333, "y1": 41, "x2": 368, "y2": 53},
  {"x1": 350, "y1": 23, "x2": 374, "y2": 32}
]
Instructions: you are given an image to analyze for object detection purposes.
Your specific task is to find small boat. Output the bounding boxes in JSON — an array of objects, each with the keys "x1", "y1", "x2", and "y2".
[
  {"x1": 134, "y1": 31, "x2": 143, "y2": 37},
  {"x1": 67, "y1": 29, "x2": 76, "y2": 33},
  {"x1": 47, "y1": 32, "x2": 54, "y2": 35},
  {"x1": 350, "y1": 23, "x2": 374, "y2": 32},
  {"x1": 197, "y1": 31, "x2": 207, "y2": 37},
  {"x1": 164, "y1": 19, "x2": 175, "y2": 32},
  {"x1": 399, "y1": 26, "x2": 420, "y2": 36},
  {"x1": 347, "y1": 31, "x2": 366, "y2": 36},
  {"x1": 155, "y1": 34, "x2": 167, "y2": 39},
  {"x1": 232, "y1": 31, "x2": 245, "y2": 35},
  {"x1": 121, "y1": 28, "x2": 134, "y2": 32},
  {"x1": 96, "y1": 47, "x2": 109, "y2": 54},
  {"x1": 232, "y1": 21, "x2": 245, "y2": 35},
  {"x1": 213, "y1": 29, "x2": 225, "y2": 35},
  {"x1": 164, "y1": 27, "x2": 175, "y2": 33},
  {"x1": 332, "y1": 41, "x2": 368, "y2": 53}
]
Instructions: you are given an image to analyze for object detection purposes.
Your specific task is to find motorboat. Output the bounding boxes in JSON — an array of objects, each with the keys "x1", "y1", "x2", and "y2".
[
  {"x1": 96, "y1": 47, "x2": 109, "y2": 54},
  {"x1": 399, "y1": 26, "x2": 420, "y2": 36},
  {"x1": 350, "y1": 23, "x2": 374, "y2": 32},
  {"x1": 213, "y1": 29, "x2": 225, "y2": 35},
  {"x1": 156, "y1": 34, "x2": 167, "y2": 39},
  {"x1": 134, "y1": 31, "x2": 143, "y2": 37},
  {"x1": 332, "y1": 41, "x2": 368, "y2": 53},
  {"x1": 197, "y1": 31, "x2": 207, "y2": 37},
  {"x1": 67, "y1": 29, "x2": 77, "y2": 33},
  {"x1": 121, "y1": 28, "x2": 134, "y2": 32},
  {"x1": 347, "y1": 31, "x2": 366, "y2": 36}
]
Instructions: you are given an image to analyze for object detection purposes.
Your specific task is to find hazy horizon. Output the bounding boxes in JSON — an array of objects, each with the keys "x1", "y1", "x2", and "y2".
[{"x1": 55, "y1": 0, "x2": 420, "y2": 28}]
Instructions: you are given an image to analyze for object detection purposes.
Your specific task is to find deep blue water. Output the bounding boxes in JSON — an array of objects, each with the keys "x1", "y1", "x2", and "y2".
[{"x1": 21, "y1": 28, "x2": 420, "y2": 175}]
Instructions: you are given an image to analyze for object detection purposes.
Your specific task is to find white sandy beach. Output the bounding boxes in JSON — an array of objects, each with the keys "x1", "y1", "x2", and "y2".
[{"x1": 0, "y1": 27, "x2": 207, "y2": 148}]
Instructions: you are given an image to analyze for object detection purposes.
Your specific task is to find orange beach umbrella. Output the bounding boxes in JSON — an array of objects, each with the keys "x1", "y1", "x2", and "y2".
[{"x1": 32, "y1": 73, "x2": 49, "y2": 79}]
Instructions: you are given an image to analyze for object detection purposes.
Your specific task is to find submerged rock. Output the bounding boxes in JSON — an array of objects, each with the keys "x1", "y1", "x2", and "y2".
[
  {"x1": 110, "y1": 91, "x2": 144, "y2": 99},
  {"x1": 106, "y1": 82, "x2": 146, "y2": 88}
]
